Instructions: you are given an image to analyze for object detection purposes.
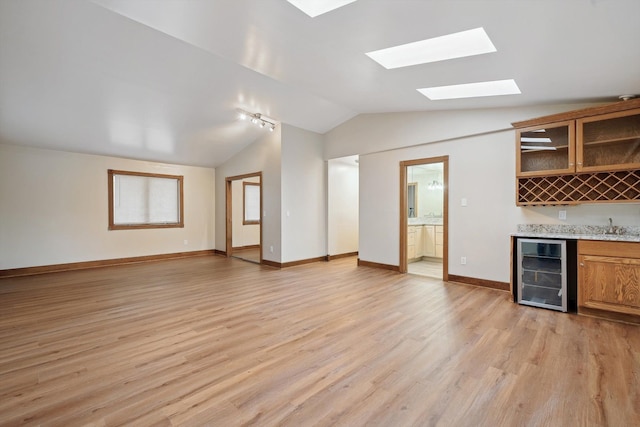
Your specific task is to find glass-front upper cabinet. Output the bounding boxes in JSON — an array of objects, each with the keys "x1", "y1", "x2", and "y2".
[
  {"x1": 577, "y1": 108, "x2": 640, "y2": 172},
  {"x1": 516, "y1": 121, "x2": 575, "y2": 177}
]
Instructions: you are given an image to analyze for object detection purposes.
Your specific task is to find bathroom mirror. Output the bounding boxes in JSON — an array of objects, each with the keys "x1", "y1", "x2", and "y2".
[{"x1": 408, "y1": 182, "x2": 417, "y2": 218}]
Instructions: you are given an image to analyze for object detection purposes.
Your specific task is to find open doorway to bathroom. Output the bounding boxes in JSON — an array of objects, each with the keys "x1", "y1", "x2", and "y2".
[
  {"x1": 225, "y1": 172, "x2": 262, "y2": 264},
  {"x1": 399, "y1": 157, "x2": 448, "y2": 280}
]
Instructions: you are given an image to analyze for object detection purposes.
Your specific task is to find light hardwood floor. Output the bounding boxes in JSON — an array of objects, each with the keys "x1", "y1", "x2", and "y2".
[
  {"x1": 231, "y1": 247, "x2": 261, "y2": 264},
  {"x1": 0, "y1": 255, "x2": 638, "y2": 426},
  {"x1": 408, "y1": 258, "x2": 443, "y2": 279}
]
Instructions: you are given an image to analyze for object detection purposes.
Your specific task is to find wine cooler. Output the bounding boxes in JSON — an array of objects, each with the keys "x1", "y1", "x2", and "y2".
[{"x1": 516, "y1": 238, "x2": 574, "y2": 312}]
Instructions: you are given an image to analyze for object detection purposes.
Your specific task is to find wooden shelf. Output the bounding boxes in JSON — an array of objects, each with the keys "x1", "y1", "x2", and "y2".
[
  {"x1": 583, "y1": 136, "x2": 640, "y2": 146},
  {"x1": 517, "y1": 169, "x2": 640, "y2": 205},
  {"x1": 521, "y1": 145, "x2": 569, "y2": 151}
]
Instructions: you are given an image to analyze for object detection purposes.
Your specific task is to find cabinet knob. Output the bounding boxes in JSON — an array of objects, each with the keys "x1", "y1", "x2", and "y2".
[{"x1": 580, "y1": 263, "x2": 584, "y2": 267}]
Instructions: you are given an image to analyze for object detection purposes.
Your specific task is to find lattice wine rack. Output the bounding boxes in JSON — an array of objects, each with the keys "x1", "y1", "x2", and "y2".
[{"x1": 518, "y1": 170, "x2": 640, "y2": 205}]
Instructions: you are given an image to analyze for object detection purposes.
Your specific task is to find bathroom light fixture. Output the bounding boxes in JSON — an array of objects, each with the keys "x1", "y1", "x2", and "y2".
[
  {"x1": 427, "y1": 180, "x2": 444, "y2": 190},
  {"x1": 238, "y1": 109, "x2": 277, "y2": 132}
]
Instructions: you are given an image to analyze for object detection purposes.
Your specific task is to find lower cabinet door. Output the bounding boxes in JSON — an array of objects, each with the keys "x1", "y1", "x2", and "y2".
[
  {"x1": 579, "y1": 254, "x2": 640, "y2": 316},
  {"x1": 435, "y1": 226, "x2": 444, "y2": 259},
  {"x1": 423, "y1": 226, "x2": 436, "y2": 257}
]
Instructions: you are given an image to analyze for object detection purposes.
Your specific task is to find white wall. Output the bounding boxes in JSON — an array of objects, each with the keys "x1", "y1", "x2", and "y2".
[
  {"x1": 216, "y1": 124, "x2": 326, "y2": 264},
  {"x1": 215, "y1": 128, "x2": 281, "y2": 262},
  {"x1": 281, "y1": 124, "x2": 327, "y2": 262},
  {"x1": 0, "y1": 143, "x2": 215, "y2": 270},
  {"x1": 231, "y1": 177, "x2": 260, "y2": 248},
  {"x1": 328, "y1": 104, "x2": 640, "y2": 283},
  {"x1": 324, "y1": 104, "x2": 602, "y2": 160},
  {"x1": 328, "y1": 156, "x2": 359, "y2": 256}
]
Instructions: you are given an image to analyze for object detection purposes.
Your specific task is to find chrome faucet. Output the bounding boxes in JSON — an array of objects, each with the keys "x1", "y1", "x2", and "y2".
[{"x1": 606, "y1": 217, "x2": 615, "y2": 234}]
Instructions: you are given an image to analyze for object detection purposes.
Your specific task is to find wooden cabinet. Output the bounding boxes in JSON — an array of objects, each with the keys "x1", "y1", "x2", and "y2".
[
  {"x1": 435, "y1": 226, "x2": 444, "y2": 258},
  {"x1": 408, "y1": 225, "x2": 424, "y2": 260},
  {"x1": 423, "y1": 225, "x2": 436, "y2": 257},
  {"x1": 421, "y1": 225, "x2": 443, "y2": 259},
  {"x1": 409, "y1": 225, "x2": 443, "y2": 261},
  {"x1": 407, "y1": 226, "x2": 416, "y2": 260},
  {"x1": 415, "y1": 226, "x2": 424, "y2": 258},
  {"x1": 513, "y1": 99, "x2": 640, "y2": 205},
  {"x1": 578, "y1": 240, "x2": 640, "y2": 323},
  {"x1": 517, "y1": 121, "x2": 575, "y2": 177},
  {"x1": 577, "y1": 108, "x2": 640, "y2": 172},
  {"x1": 517, "y1": 108, "x2": 640, "y2": 177}
]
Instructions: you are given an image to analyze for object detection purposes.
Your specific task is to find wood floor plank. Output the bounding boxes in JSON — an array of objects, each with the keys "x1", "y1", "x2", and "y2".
[{"x1": 0, "y1": 255, "x2": 639, "y2": 426}]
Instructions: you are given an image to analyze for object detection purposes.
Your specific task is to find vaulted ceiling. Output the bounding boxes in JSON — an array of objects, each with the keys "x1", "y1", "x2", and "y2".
[{"x1": 1, "y1": 0, "x2": 638, "y2": 167}]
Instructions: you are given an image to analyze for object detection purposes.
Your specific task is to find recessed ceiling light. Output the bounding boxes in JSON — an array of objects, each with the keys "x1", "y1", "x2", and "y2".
[
  {"x1": 418, "y1": 79, "x2": 521, "y2": 100},
  {"x1": 287, "y1": 0, "x2": 357, "y2": 18},
  {"x1": 366, "y1": 27, "x2": 496, "y2": 69}
]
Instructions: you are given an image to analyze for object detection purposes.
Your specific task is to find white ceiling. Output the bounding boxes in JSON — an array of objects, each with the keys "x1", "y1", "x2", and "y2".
[{"x1": 1, "y1": 0, "x2": 639, "y2": 167}]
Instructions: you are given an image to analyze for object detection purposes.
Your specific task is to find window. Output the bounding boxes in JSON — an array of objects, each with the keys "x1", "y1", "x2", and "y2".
[
  {"x1": 243, "y1": 182, "x2": 260, "y2": 225},
  {"x1": 108, "y1": 169, "x2": 184, "y2": 230}
]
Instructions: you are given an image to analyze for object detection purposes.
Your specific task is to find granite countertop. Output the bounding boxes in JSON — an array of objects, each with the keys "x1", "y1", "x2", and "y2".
[
  {"x1": 514, "y1": 224, "x2": 640, "y2": 243},
  {"x1": 408, "y1": 218, "x2": 443, "y2": 226}
]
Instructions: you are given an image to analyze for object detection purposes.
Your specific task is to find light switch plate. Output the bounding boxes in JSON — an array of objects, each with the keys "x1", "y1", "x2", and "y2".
[
  {"x1": 559, "y1": 210, "x2": 567, "y2": 220},
  {"x1": 461, "y1": 198, "x2": 467, "y2": 207}
]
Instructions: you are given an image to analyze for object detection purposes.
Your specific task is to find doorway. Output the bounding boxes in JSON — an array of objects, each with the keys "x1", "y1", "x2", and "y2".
[
  {"x1": 399, "y1": 156, "x2": 448, "y2": 280},
  {"x1": 225, "y1": 172, "x2": 262, "y2": 264},
  {"x1": 327, "y1": 155, "x2": 359, "y2": 259}
]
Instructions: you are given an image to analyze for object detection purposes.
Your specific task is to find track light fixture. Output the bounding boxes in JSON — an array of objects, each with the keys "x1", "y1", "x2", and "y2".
[{"x1": 238, "y1": 109, "x2": 277, "y2": 132}]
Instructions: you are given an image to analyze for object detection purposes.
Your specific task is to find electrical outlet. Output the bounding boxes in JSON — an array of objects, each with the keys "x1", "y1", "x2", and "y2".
[
  {"x1": 270, "y1": 245, "x2": 274, "y2": 253},
  {"x1": 183, "y1": 239, "x2": 188, "y2": 245},
  {"x1": 461, "y1": 256, "x2": 467, "y2": 265},
  {"x1": 559, "y1": 210, "x2": 567, "y2": 220},
  {"x1": 461, "y1": 198, "x2": 468, "y2": 207}
]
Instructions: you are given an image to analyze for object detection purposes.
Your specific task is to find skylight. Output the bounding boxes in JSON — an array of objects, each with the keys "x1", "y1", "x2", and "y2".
[
  {"x1": 287, "y1": 0, "x2": 357, "y2": 17},
  {"x1": 366, "y1": 27, "x2": 497, "y2": 69},
  {"x1": 418, "y1": 79, "x2": 521, "y2": 100}
]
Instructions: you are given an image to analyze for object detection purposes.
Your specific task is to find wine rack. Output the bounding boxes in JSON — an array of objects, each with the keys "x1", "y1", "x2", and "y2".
[{"x1": 517, "y1": 169, "x2": 640, "y2": 205}]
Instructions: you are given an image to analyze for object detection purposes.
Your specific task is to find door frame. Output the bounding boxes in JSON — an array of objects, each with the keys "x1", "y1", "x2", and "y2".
[
  {"x1": 399, "y1": 156, "x2": 449, "y2": 279},
  {"x1": 225, "y1": 171, "x2": 263, "y2": 264}
]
